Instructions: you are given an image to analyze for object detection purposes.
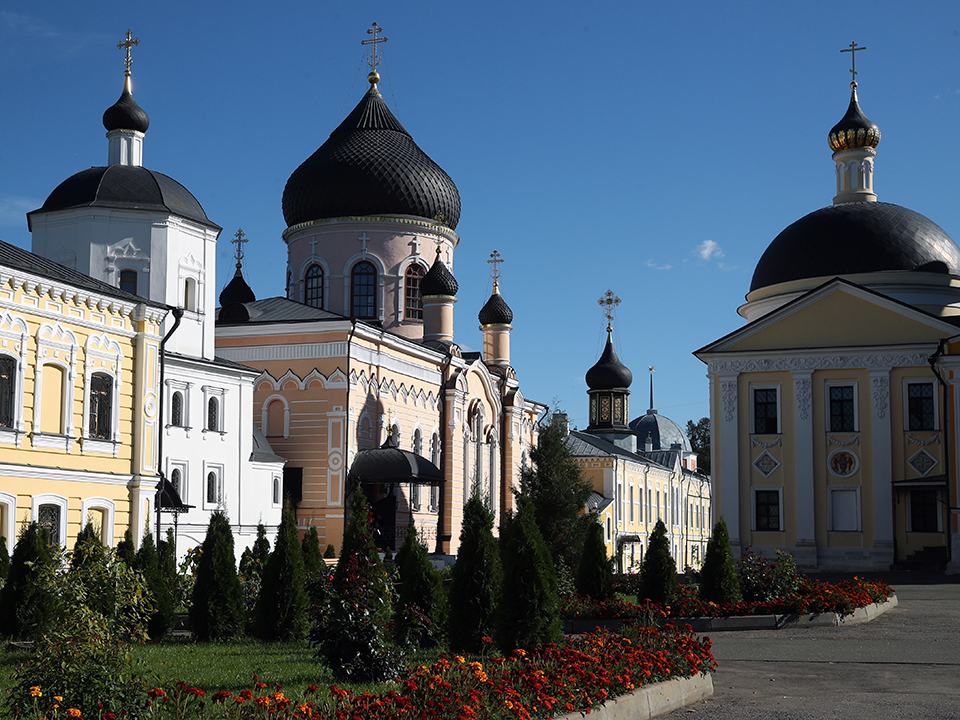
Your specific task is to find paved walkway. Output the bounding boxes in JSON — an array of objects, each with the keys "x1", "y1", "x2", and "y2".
[{"x1": 657, "y1": 573, "x2": 960, "y2": 720}]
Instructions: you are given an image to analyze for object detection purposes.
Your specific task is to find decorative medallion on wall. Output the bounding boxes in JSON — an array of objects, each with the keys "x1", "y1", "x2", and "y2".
[
  {"x1": 908, "y1": 449, "x2": 938, "y2": 477},
  {"x1": 828, "y1": 449, "x2": 859, "y2": 477},
  {"x1": 753, "y1": 451, "x2": 780, "y2": 478}
]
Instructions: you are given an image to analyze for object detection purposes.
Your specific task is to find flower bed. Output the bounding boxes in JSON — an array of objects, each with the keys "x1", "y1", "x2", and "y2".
[
  {"x1": 563, "y1": 577, "x2": 894, "y2": 622},
  {"x1": 21, "y1": 626, "x2": 715, "y2": 720}
]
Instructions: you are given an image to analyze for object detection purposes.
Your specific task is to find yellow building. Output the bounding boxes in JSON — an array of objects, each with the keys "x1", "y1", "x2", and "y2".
[
  {"x1": 697, "y1": 70, "x2": 960, "y2": 572},
  {"x1": 0, "y1": 240, "x2": 167, "y2": 550}
]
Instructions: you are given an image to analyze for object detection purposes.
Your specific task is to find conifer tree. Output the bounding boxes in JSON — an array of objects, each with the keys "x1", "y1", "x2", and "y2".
[
  {"x1": 301, "y1": 525, "x2": 323, "y2": 574},
  {"x1": 254, "y1": 508, "x2": 310, "y2": 641},
  {"x1": 394, "y1": 519, "x2": 447, "y2": 648},
  {"x1": 518, "y1": 420, "x2": 593, "y2": 573},
  {"x1": 0, "y1": 522, "x2": 54, "y2": 639},
  {"x1": 136, "y1": 532, "x2": 176, "y2": 639},
  {"x1": 496, "y1": 496, "x2": 562, "y2": 651},
  {"x1": 448, "y1": 492, "x2": 502, "y2": 653},
  {"x1": 251, "y1": 522, "x2": 271, "y2": 568},
  {"x1": 115, "y1": 528, "x2": 136, "y2": 567},
  {"x1": 637, "y1": 519, "x2": 680, "y2": 604},
  {"x1": 158, "y1": 529, "x2": 178, "y2": 595},
  {"x1": 0, "y1": 536, "x2": 9, "y2": 584},
  {"x1": 71, "y1": 521, "x2": 104, "y2": 570},
  {"x1": 699, "y1": 518, "x2": 742, "y2": 604},
  {"x1": 189, "y1": 511, "x2": 244, "y2": 641},
  {"x1": 324, "y1": 543, "x2": 336, "y2": 558},
  {"x1": 575, "y1": 518, "x2": 614, "y2": 600}
]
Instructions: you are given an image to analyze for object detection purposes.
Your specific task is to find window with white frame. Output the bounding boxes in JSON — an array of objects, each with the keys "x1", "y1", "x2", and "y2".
[
  {"x1": 273, "y1": 476, "x2": 281, "y2": 506},
  {"x1": 0, "y1": 313, "x2": 28, "y2": 444},
  {"x1": 167, "y1": 380, "x2": 191, "y2": 428},
  {"x1": 430, "y1": 433, "x2": 440, "y2": 512},
  {"x1": 827, "y1": 383, "x2": 857, "y2": 432},
  {"x1": 33, "y1": 494, "x2": 68, "y2": 548},
  {"x1": 828, "y1": 487, "x2": 861, "y2": 532},
  {"x1": 202, "y1": 386, "x2": 225, "y2": 434},
  {"x1": 168, "y1": 460, "x2": 188, "y2": 502},
  {"x1": 751, "y1": 385, "x2": 780, "y2": 435},
  {"x1": 752, "y1": 487, "x2": 783, "y2": 531},
  {"x1": 204, "y1": 466, "x2": 223, "y2": 507},
  {"x1": 88, "y1": 372, "x2": 113, "y2": 439},
  {"x1": 906, "y1": 381, "x2": 937, "y2": 431},
  {"x1": 0, "y1": 355, "x2": 16, "y2": 431}
]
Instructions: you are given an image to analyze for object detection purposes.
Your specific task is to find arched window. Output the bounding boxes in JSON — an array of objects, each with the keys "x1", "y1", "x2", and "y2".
[
  {"x1": 40, "y1": 364, "x2": 65, "y2": 434},
  {"x1": 207, "y1": 397, "x2": 219, "y2": 432},
  {"x1": 273, "y1": 477, "x2": 280, "y2": 505},
  {"x1": 207, "y1": 471, "x2": 219, "y2": 504},
  {"x1": 88, "y1": 372, "x2": 113, "y2": 439},
  {"x1": 171, "y1": 391, "x2": 183, "y2": 426},
  {"x1": 404, "y1": 264, "x2": 425, "y2": 320},
  {"x1": 171, "y1": 467, "x2": 182, "y2": 494},
  {"x1": 430, "y1": 433, "x2": 440, "y2": 512},
  {"x1": 351, "y1": 261, "x2": 377, "y2": 319},
  {"x1": 183, "y1": 277, "x2": 197, "y2": 311},
  {"x1": 305, "y1": 264, "x2": 324, "y2": 308},
  {"x1": 286, "y1": 269, "x2": 293, "y2": 299},
  {"x1": 38, "y1": 503, "x2": 62, "y2": 546},
  {"x1": 266, "y1": 399, "x2": 285, "y2": 437},
  {"x1": 0, "y1": 356, "x2": 15, "y2": 429},
  {"x1": 119, "y1": 269, "x2": 137, "y2": 295}
]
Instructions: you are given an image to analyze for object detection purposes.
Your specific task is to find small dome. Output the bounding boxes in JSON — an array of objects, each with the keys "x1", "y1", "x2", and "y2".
[
  {"x1": 585, "y1": 329, "x2": 633, "y2": 390},
  {"x1": 629, "y1": 410, "x2": 691, "y2": 453},
  {"x1": 219, "y1": 268, "x2": 256, "y2": 307},
  {"x1": 282, "y1": 79, "x2": 461, "y2": 229},
  {"x1": 30, "y1": 165, "x2": 218, "y2": 229},
  {"x1": 750, "y1": 202, "x2": 960, "y2": 293},
  {"x1": 102, "y1": 78, "x2": 150, "y2": 133},
  {"x1": 479, "y1": 286, "x2": 513, "y2": 325},
  {"x1": 420, "y1": 251, "x2": 459, "y2": 296},
  {"x1": 828, "y1": 84, "x2": 880, "y2": 152}
]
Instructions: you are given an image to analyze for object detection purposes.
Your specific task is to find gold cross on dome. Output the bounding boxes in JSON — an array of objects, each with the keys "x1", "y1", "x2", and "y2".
[
  {"x1": 362, "y1": 22, "x2": 388, "y2": 71},
  {"x1": 598, "y1": 289, "x2": 621, "y2": 329},
  {"x1": 487, "y1": 250, "x2": 503, "y2": 286},
  {"x1": 231, "y1": 228, "x2": 248, "y2": 268},
  {"x1": 117, "y1": 29, "x2": 140, "y2": 74},
  {"x1": 841, "y1": 41, "x2": 866, "y2": 85}
]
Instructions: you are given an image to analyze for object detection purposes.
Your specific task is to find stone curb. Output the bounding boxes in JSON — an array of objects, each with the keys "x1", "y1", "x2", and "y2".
[{"x1": 554, "y1": 673, "x2": 714, "y2": 720}]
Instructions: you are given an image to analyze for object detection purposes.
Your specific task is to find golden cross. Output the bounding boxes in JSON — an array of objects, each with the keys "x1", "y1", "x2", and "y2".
[
  {"x1": 840, "y1": 41, "x2": 866, "y2": 85},
  {"x1": 231, "y1": 228, "x2": 248, "y2": 268},
  {"x1": 362, "y1": 22, "x2": 388, "y2": 71},
  {"x1": 117, "y1": 29, "x2": 140, "y2": 75},
  {"x1": 487, "y1": 250, "x2": 503, "y2": 286},
  {"x1": 598, "y1": 290, "x2": 621, "y2": 329}
]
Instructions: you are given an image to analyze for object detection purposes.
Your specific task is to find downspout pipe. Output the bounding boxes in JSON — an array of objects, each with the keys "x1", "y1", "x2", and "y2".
[
  {"x1": 435, "y1": 344, "x2": 454, "y2": 555},
  {"x1": 155, "y1": 307, "x2": 184, "y2": 540},
  {"x1": 929, "y1": 338, "x2": 953, "y2": 566},
  {"x1": 342, "y1": 320, "x2": 358, "y2": 533}
]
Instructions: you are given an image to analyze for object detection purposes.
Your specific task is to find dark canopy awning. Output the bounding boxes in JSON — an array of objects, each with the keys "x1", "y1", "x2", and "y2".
[
  {"x1": 156, "y1": 476, "x2": 194, "y2": 513},
  {"x1": 347, "y1": 434, "x2": 443, "y2": 488}
]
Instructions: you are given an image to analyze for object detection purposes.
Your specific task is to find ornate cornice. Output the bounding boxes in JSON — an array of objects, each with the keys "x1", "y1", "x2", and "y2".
[{"x1": 708, "y1": 351, "x2": 930, "y2": 375}]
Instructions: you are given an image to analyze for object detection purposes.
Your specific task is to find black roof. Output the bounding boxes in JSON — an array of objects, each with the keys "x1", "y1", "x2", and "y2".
[
  {"x1": 0, "y1": 239, "x2": 166, "y2": 308},
  {"x1": 750, "y1": 202, "x2": 960, "y2": 293},
  {"x1": 478, "y1": 289, "x2": 513, "y2": 325},
  {"x1": 585, "y1": 330, "x2": 633, "y2": 390},
  {"x1": 420, "y1": 252, "x2": 459, "y2": 296},
  {"x1": 215, "y1": 296, "x2": 344, "y2": 325},
  {"x1": 219, "y1": 268, "x2": 257, "y2": 307},
  {"x1": 102, "y1": 83, "x2": 150, "y2": 133},
  {"x1": 629, "y1": 411, "x2": 691, "y2": 452},
  {"x1": 828, "y1": 84, "x2": 880, "y2": 152},
  {"x1": 29, "y1": 165, "x2": 219, "y2": 230},
  {"x1": 282, "y1": 83, "x2": 461, "y2": 230},
  {"x1": 348, "y1": 435, "x2": 443, "y2": 486}
]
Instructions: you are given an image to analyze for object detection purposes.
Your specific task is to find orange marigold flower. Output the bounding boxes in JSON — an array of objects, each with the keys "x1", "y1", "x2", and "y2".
[
  {"x1": 54, "y1": 696, "x2": 63, "y2": 703},
  {"x1": 29, "y1": 687, "x2": 42, "y2": 698},
  {"x1": 67, "y1": 709, "x2": 83, "y2": 718},
  {"x1": 147, "y1": 689, "x2": 166, "y2": 700}
]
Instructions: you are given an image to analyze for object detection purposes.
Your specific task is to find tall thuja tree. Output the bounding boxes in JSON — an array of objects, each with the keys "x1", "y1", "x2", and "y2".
[
  {"x1": 71, "y1": 522, "x2": 104, "y2": 571},
  {"x1": 0, "y1": 536, "x2": 9, "y2": 584},
  {"x1": 0, "y1": 522, "x2": 54, "y2": 639},
  {"x1": 318, "y1": 486, "x2": 400, "y2": 682},
  {"x1": 301, "y1": 525, "x2": 323, "y2": 574},
  {"x1": 519, "y1": 420, "x2": 593, "y2": 576},
  {"x1": 240, "y1": 523, "x2": 271, "y2": 579},
  {"x1": 448, "y1": 492, "x2": 502, "y2": 654},
  {"x1": 637, "y1": 519, "x2": 680, "y2": 604},
  {"x1": 575, "y1": 518, "x2": 614, "y2": 600},
  {"x1": 254, "y1": 508, "x2": 310, "y2": 640},
  {"x1": 394, "y1": 519, "x2": 447, "y2": 649},
  {"x1": 136, "y1": 532, "x2": 176, "y2": 639},
  {"x1": 699, "y1": 518, "x2": 742, "y2": 605},
  {"x1": 496, "y1": 495, "x2": 562, "y2": 652},
  {"x1": 190, "y1": 511, "x2": 244, "y2": 641},
  {"x1": 115, "y1": 528, "x2": 136, "y2": 567}
]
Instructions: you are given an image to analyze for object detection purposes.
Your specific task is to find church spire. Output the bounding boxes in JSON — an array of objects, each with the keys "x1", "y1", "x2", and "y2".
[
  {"x1": 103, "y1": 29, "x2": 149, "y2": 166},
  {"x1": 829, "y1": 42, "x2": 880, "y2": 204}
]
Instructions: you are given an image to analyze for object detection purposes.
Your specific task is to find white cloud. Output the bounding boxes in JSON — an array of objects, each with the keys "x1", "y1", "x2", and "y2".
[
  {"x1": 0, "y1": 12, "x2": 61, "y2": 38},
  {"x1": 0, "y1": 195, "x2": 39, "y2": 226},
  {"x1": 646, "y1": 259, "x2": 672, "y2": 271},
  {"x1": 696, "y1": 239, "x2": 724, "y2": 261}
]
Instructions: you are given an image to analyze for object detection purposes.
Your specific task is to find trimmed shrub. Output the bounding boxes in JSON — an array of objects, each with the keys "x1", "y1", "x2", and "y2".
[
  {"x1": 324, "y1": 543, "x2": 337, "y2": 558},
  {"x1": 637, "y1": 519, "x2": 680, "y2": 604},
  {"x1": 71, "y1": 521, "x2": 104, "y2": 570},
  {"x1": 575, "y1": 519, "x2": 614, "y2": 600},
  {"x1": 189, "y1": 511, "x2": 244, "y2": 641},
  {"x1": 449, "y1": 493, "x2": 503, "y2": 653},
  {"x1": 302, "y1": 525, "x2": 323, "y2": 574},
  {"x1": 115, "y1": 527, "x2": 136, "y2": 566},
  {"x1": 136, "y1": 532, "x2": 176, "y2": 639},
  {"x1": 496, "y1": 495, "x2": 562, "y2": 652},
  {"x1": 0, "y1": 522, "x2": 54, "y2": 639},
  {"x1": 394, "y1": 520, "x2": 447, "y2": 649},
  {"x1": 0, "y1": 536, "x2": 8, "y2": 584},
  {"x1": 699, "y1": 518, "x2": 742, "y2": 604},
  {"x1": 254, "y1": 508, "x2": 310, "y2": 640}
]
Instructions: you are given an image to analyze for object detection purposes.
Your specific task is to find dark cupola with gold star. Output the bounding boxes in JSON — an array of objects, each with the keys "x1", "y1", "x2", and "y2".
[{"x1": 585, "y1": 292, "x2": 634, "y2": 447}]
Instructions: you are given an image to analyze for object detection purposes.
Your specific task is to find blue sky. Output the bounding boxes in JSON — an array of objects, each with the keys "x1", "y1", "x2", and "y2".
[{"x1": 2, "y1": 1, "x2": 960, "y2": 433}]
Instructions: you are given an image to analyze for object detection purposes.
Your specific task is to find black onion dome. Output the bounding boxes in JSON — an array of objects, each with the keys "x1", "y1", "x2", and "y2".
[
  {"x1": 420, "y1": 253, "x2": 459, "y2": 296},
  {"x1": 30, "y1": 165, "x2": 219, "y2": 229},
  {"x1": 750, "y1": 202, "x2": 960, "y2": 293},
  {"x1": 102, "y1": 81, "x2": 150, "y2": 133},
  {"x1": 629, "y1": 411, "x2": 692, "y2": 452},
  {"x1": 585, "y1": 331, "x2": 633, "y2": 390},
  {"x1": 829, "y1": 85, "x2": 880, "y2": 152},
  {"x1": 219, "y1": 268, "x2": 256, "y2": 306},
  {"x1": 282, "y1": 84, "x2": 461, "y2": 229},
  {"x1": 479, "y1": 288, "x2": 513, "y2": 325}
]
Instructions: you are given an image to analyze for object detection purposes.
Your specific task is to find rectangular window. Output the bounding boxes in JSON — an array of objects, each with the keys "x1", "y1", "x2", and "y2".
[
  {"x1": 753, "y1": 488, "x2": 782, "y2": 531},
  {"x1": 909, "y1": 489, "x2": 939, "y2": 533},
  {"x1": 829, "y1": 385, "x2": 856, "y2": 432},
  {"x1": 753, "y1": 387, "x2": 779, "y2": 434},
  {"x1": 629, "y1": 485, "x2": 634, "y2": 523},
  {"x1": 907, "y1": 383, "x2": 935, "y2": 431},
  {"x1": 829, "y1": 488, "x2": 861, "y2": 532}
]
